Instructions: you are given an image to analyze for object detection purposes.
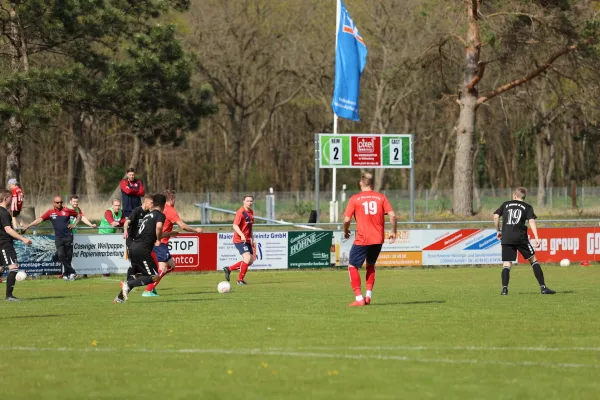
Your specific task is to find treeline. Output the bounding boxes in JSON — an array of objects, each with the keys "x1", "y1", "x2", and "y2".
[{"x1": 1, "y1": 0, "x2": 599, "y2": 214}]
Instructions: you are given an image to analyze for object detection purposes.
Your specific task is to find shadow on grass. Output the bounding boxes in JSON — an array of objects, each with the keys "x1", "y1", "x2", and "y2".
[
  {"x1": 25, "y1": 296, "x2": 68, "y2": 301},
  {"x1": 517, "y1": 290, "x2": 575, "y2": 295},
  {"x1": 143, "y1": 298, "x2": 217, "y2": 304},
  {"x1": 372, "y1": 300, "x2": 446, "y2": 306},
  {"x1": 0, "y1": 314, "x2": 65, "y2": 319},
  {"x1": 160, "y1": 291, "x2": 215, "y2": 296}
]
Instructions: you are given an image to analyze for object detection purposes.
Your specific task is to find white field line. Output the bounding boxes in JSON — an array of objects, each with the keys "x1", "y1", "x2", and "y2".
[
  {"x1": 2, "y1": 346, "x2": 598, "y2": 370},
  {"x1": 285, "y1": 345, "x2": 600, "y2": 352}
]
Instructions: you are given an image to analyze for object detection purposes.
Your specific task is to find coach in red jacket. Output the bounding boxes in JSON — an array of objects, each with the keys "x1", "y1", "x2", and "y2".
[{"x1": 120, "y1": 168, "x2": 145, "y2": 218}]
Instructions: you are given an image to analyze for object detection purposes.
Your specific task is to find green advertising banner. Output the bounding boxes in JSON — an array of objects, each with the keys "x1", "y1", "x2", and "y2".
[
  {"x1": 288, "y1": 231, "x2": 334, "y2": 268},
  {"x1": 319, "y1": 135, "x2": 351, "y2": 167},
  {"x1": 381, "y1": 135, "x2": 411, "y2": 167},
  {"x1": 318, "y1": 134, "x2": 412, "y2": 168}
]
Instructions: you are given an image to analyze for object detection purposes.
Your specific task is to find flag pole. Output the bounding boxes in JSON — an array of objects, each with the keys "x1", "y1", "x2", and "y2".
[{"x1": 331, "y1": 0, "x2": 341, "y2": 223}]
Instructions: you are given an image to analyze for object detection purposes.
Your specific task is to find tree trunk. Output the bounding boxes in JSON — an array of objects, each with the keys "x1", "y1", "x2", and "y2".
[
  {"x1": 452, "y1": 1, "x2": 481, "y2": 216},
  {"x1": 66, "y1": 123, "x2": 77, "y2": 195},
  {"x1": 430, "y1": 129, "x2": 453, "y2": 196},
  {"x1": 76, "y1": 146, "x2": 99, "y2": 197},
  {"x1": 6, "y1": 4, "x2": 29, "y2": 184}
]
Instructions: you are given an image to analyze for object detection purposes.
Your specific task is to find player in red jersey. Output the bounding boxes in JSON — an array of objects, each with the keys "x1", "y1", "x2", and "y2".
[
  {"x1": 7, "y1": 179, "x2": 24, "y2": 229},
  {"x1": 142, "y1": 190, "x2": 203, "y2": 296},
  {"x1": 343, "y1": 173, "x2": 397, "y2": 307},
  {"x1": 223, "y1": 195, "x2": 254, "y2": 285}
]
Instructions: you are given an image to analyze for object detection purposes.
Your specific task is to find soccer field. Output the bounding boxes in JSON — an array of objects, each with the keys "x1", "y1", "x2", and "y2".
[{"x1": 2, "y1": 266, "x2": 599, "y2": 400}]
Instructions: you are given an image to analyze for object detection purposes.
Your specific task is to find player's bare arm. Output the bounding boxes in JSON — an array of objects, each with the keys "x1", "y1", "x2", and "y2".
[
  {"x1": 388, "y1": 211, "x2": 397, "y2": 242},
  {"x1": 342, "y1": 216, "x2": 352, "y2": 239},
  {"x1": 123, "y1": 219, "x2": 130, "y2": 239},
  {"x1": 5, "y1": 226, "x2": 32, "y2": 245},
  {"x1": 155, "y1": 221, "x2": 164, "y2": 246},
  {"x1": 493, "y1": 214, "x2": 502, "y2": 240},
  {"x1": 23, "y1": 217, "x2": 44, "y2": 232},
  {"x1": 529, "y1": 219, "x2": 540, "y2": 248},
  {"x1": 175, "y1": 219, "x2": 203, "y2": 234},
  {"x1": 233, "y1": 223, "x2": 245, "y2": 242},
  {"x1": 81, "y1": 215, "x2": 96, "y2": 228}
]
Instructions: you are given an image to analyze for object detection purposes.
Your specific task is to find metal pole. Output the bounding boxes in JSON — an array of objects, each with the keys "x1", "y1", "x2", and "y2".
[
  {"x1": 410, "y1": 134, "x2": 415, "y2": 222},
  {"x1": 315, "y1": 133, "x2": 320, "y2": 223}
]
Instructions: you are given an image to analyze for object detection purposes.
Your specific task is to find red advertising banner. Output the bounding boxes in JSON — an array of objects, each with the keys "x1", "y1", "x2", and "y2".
[
  {"x1": 168, "y1": 233, "x2": 217, "y2": 271},
  {"x1": 351, "y1": 136, "x2": 381, "y2": 166},
  {"x1": 518, "y1": 228, "x2": 598, "y2": 263}
]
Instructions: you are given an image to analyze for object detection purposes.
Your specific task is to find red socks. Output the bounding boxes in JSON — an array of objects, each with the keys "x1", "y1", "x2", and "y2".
[
  {"x1": 366, "y1": 265, "x2": 375, "y2": 291},
  {"x1": 348, "y1": 266, "x2": 362, "y2": 296},
  {"x1": 228, "y1": 261, "x2": 243, "y2": 271},
  {"x1": 238, "y1": 262, "x2": 249, "y2": 281}
]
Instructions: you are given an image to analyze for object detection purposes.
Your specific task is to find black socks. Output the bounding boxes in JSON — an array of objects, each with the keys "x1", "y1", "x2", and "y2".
[{"x1": 532, "y1": 262, "x2": 545, "y2": 287}]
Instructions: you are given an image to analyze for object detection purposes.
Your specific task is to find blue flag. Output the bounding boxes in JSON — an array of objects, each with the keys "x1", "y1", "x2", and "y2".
[{"x1": 331, "y1": 0, "x2": 368, "y2": 121}]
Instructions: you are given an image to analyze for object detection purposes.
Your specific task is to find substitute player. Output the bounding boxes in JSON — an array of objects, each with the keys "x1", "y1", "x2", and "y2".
[
  {"x1": 494, "y1": 187, "x2": 555, "y2": 295},
  {"x1": 0, "y1": 189, "x2": 32, "y2": 300},
  {"x1": 142, "y1": 190, "x2": 203, "y2": 297},
  {"x1": 223, "y1": 195, "x2": 254, "y2": 285},
  {"x1": 7, "y1": 178, "x2": 24, "y2": 229},
  {"x1": 343, "y1": 173, "x2": 397, "y2": 307},
  {"x1": 114, "y1": 193, "x2": 166, "y2": 303}
]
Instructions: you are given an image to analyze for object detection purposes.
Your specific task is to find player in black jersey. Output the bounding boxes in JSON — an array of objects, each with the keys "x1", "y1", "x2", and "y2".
[
  {"x1": 0, "y1": 189, "x2": 32, "y2": 300},
  {"x1": 494, "y1": 187, "x2": 555, "y2": 295},
  {"x1": 122, "y1": 195, "x2": 153, "y2": 281},
  {"x1": 114, "y1": 193, "x2": 166, "y2": 303}
]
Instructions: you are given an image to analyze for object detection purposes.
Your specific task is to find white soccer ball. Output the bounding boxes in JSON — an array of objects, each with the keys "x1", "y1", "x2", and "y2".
[
  {"x1": 559, "y1": 259, "x2": 570, "y2": 267},
  {"x1": 16, "y1": 271, "x2": 27, "y2": 281},
  {"x1": 217, "y1": 281, "x2": 231, "y2": 293}
]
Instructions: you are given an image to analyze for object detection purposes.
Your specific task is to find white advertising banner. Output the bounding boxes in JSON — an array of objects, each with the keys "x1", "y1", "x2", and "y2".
[
  {"x1": 421, "y1": 229, "x2": 503, "y2": 265},
  {"x1": 333, "y1": 229, "x2": 503, "y2": 267},
  {"x1": 217, "y1": 231, "x2": 289, "y2": 270},
  {"x1": 72, "y1": 234, "x2": 129, "y2": 274}
]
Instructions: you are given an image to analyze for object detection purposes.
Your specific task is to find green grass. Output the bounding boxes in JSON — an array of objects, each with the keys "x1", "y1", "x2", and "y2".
[{"x1": 1, "y1": 266, "x2": 600, "y2": 399}]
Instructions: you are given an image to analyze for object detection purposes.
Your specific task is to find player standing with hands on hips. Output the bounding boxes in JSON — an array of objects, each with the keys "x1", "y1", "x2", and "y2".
[
  {"x1": 223, "y1": 195, "x2": 255, "y2": 285},
  {"x1": 494, "y1": 187, "x2": 555, "y2": 295},
  {"x1": 343, "y1": 173, "x2": 397, "y2": 307}
]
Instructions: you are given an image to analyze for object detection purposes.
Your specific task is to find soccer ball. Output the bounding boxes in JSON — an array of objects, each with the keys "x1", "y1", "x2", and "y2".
[
  {"x1": 559, "y1": 259, "x2": 570, "y2": 267},
  {"x1": 16, "y1": 271, "x2": 27, "y2": 281},
  {"x1": 217, "y1": 281, "x2": 231, "y2": 293}
]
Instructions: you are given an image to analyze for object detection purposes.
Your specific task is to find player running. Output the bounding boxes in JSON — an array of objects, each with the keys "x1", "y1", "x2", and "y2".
[
  {"x1": 494, "y1": 187, "x2": 555, "y2": 295},
  {"x1": 0, "y1": 189, "x2": 32, "y2": 300},
  {"x1": 114, "y1": 193, "x2": 166, "y2": 303},
  {"x1": 343, "y1": 173, "x2": 397, "y2": 307},
  {"x1": 142, "y1": 190, "x2": 203, "y2": 297},
  {"x1": 122, "y1": 194, "x2": 153, "y2": 282},
  {"x1": 223, "y1": 195, "x2": 255, "y2": 285}
]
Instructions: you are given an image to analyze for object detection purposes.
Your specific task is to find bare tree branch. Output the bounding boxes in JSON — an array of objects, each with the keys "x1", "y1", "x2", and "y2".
[{"x1": 477, "y1": 44, "x2": 577, "y2": 105}]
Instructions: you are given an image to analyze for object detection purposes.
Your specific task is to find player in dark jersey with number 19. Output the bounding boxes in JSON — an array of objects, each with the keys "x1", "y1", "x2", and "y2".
[
  {"x1": 114, "y1": 194, "x2": 166, "y2": 303},
  {"x1": 494, "y1": 187, "x2": 555, "y2": 295}
]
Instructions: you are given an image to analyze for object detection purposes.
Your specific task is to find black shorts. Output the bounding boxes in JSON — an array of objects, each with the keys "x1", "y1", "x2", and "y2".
[
  {"x1": 0, "y1": 246, "x2": 17, "y2": 267},
  {"x1": 12, "y1": 210, "x2": 20, "y2": 218},
  {"x1": 349, "y1": 244, "x2": 383, "y2": 267},
  {"x1": 129, "y1": 244, "x2": 158, "y2": 276},
  {"x1": 502, "y1": 242, "x2": 535, "y2": 262},
  {"x1": 235, "y1": 242, "x2": 253, "y2": 255}
]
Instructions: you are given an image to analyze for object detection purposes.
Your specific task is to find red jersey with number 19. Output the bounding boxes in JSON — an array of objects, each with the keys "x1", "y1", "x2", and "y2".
[{"x1": 344, "y1": 191, "x2": 393, "y2": 245}]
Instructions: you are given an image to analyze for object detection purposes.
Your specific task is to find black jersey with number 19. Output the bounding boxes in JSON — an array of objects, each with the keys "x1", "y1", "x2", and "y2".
[
  {"x1": 133, "y1": 209, "x2": 165, "y2": 250},
  {"x1": 494, "y1": 200, "x2": 536, "y2": 245}
]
